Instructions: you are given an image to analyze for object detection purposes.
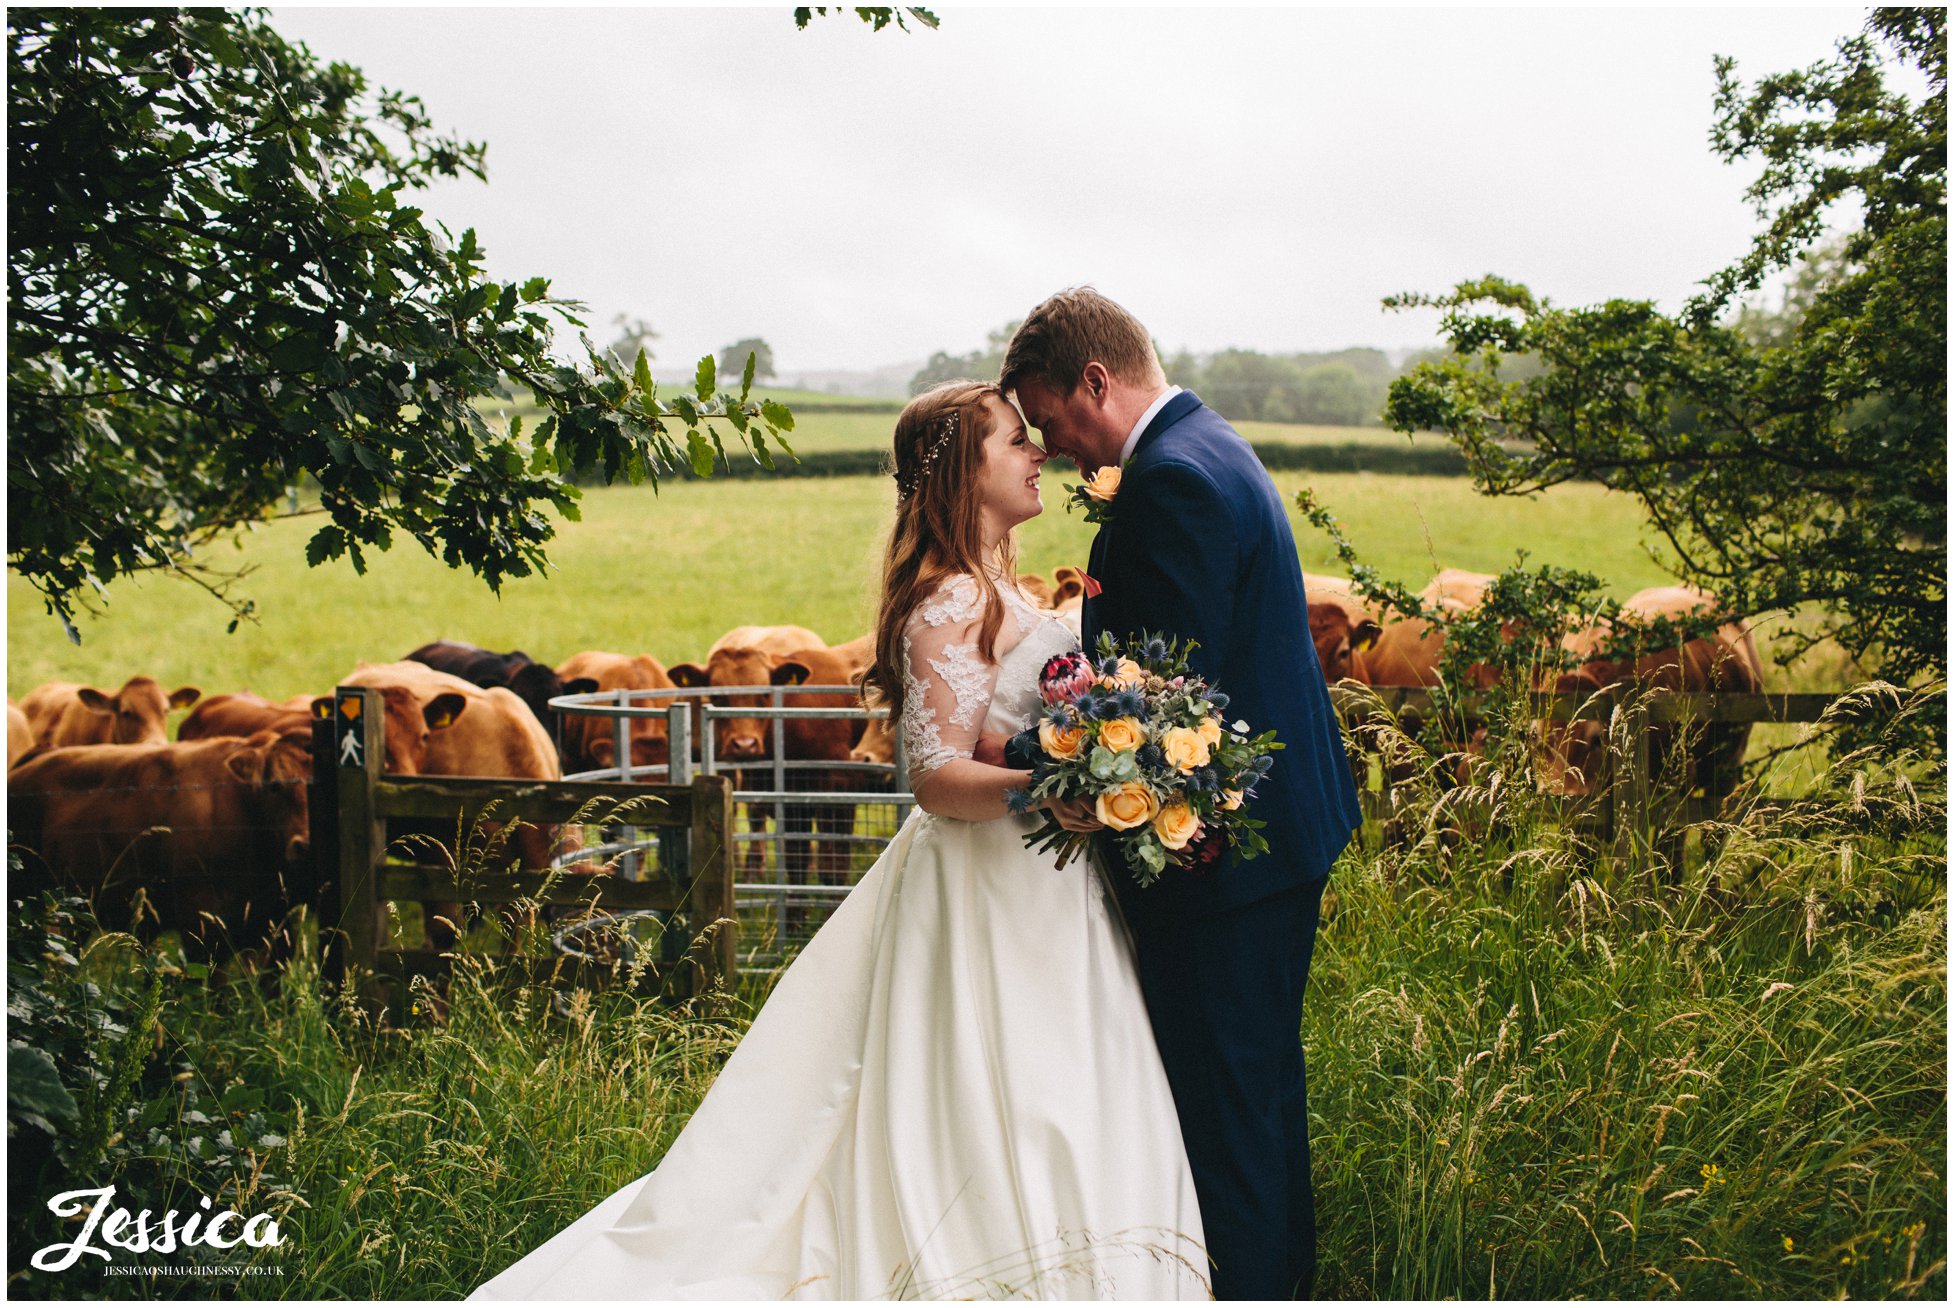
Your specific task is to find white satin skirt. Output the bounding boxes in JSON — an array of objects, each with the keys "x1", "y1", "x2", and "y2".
[{"x1": 471, "y1": 808, "x2": 1209, "y2": 1300}]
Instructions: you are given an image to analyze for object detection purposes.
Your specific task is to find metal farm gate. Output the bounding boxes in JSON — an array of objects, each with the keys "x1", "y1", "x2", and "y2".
[{"x1": 551, "y1": 685, "x2": 911, "y2": 967}]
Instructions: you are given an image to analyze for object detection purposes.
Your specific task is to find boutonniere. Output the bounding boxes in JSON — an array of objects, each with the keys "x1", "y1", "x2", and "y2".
[{"x1": 1065, "y1": 464, "x2": 1122, "y2": 526}]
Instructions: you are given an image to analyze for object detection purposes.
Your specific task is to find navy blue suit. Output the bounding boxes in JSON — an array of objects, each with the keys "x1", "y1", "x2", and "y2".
[{"x1": 1083, "y1": 390, "x2": 1361, "y2": 1299}]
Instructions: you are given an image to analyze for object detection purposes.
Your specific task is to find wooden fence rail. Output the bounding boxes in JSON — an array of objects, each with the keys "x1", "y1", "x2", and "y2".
[{"x1": 314, "y1": 686, "x2": 737, "y2": 1010}]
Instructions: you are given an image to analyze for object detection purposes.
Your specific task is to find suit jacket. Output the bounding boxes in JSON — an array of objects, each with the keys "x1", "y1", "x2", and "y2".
[{"x1": 1084, "y1": 390, "x2": 1361, "y2": 913}]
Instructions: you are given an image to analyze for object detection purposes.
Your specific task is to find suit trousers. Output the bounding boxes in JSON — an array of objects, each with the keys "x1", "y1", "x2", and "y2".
[{"x1": 1123, "y1": 874, "x2": 1328, "y2": 1300}]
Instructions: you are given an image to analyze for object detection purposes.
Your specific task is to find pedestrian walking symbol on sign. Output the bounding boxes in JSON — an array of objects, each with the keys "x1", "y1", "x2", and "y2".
[{"x1": 336, "y1": 693, "x2": 365, "y2": 770}]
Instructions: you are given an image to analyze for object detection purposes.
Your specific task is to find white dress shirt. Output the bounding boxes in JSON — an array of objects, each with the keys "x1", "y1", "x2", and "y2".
[{"x1": 1118, "y1": 385, "x2": 1184, "y2": 465}]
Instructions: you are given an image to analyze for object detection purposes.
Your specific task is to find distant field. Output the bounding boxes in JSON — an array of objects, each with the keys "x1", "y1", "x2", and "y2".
[
  {"x1": 765, "y1": 412, "x2": 1424, "y2": 457},
  {"x1": 477, "y1": 392, "x2": 1419, "y2": 460},
  {"x1": 8, "y1": 467, "x2": 1857, "y2": 708}
]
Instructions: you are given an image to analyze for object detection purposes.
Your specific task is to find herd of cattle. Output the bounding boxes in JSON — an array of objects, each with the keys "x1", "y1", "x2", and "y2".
[
  {"x1": 1302, "y1": 567, "x2": 1765, "y2": 798},
  {"x1": 4, "y1": 564, "x2": 1762, "y2": 964}
]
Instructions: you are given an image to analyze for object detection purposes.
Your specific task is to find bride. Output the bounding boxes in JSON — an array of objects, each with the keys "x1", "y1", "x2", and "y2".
[{"x1": 472, "y1": 381, "x2": 1209, "y2": 1301}]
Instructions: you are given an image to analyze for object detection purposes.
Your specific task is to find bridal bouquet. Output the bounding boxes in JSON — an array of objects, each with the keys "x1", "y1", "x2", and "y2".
[{"x1": 1005, "y1": 632, "x2": 1282, "y2": 888}]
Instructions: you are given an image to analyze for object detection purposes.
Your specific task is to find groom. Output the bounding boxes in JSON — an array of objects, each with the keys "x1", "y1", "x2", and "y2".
[{"x1": 999, "y1": 287, "x2": 1362, "y2": 1299}]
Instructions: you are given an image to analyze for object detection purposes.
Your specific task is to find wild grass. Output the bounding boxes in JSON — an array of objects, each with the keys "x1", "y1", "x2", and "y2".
[
  {"x1": 8, "y1": 679, "x2": 1940, "y2": 1299},
  {"x1": 1308, "y1": 681, "x2": 1947, "y2": 1299}
]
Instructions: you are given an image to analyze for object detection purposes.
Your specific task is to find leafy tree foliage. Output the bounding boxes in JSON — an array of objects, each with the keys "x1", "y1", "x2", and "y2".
[
  {"x1": 792, "y1": 7, "x2": 939, "y2": 32},
  {"x1": 8, "y1": 8, "x2": 792, "y2": 636},
  {"x1": 1384, "y1": 9, "x2": 1945, "y2": 685},
  {"x1": 718, "y1": 337, "x2": 776, "y2": 383}
]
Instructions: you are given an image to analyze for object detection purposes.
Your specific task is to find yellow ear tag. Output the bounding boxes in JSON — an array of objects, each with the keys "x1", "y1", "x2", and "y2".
[{"x1": 431, "y1": 711, "x2": 453, "y2": 728}]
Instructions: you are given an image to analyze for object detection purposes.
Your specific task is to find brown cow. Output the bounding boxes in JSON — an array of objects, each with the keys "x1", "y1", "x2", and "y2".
[
  {"x1": 341, "y1": 662, "x2": 567, "y2": 948},
  {"x1": 765, "y1": 642, "x2": 892, "y2": 899},
  {"x1": 20, "y1": 677, "x2": 202, "y2": 749},
  {"x1": 671, "y1": 626, "x2": 828, "y2": 764},
  {"x1": 1302, "y1": 574, "x2": 1384, "y2": 686},
  {"x1": 555, "y1": 651, "x2": 680, "y2": 776},
  {"x1": 179, "y1": 688, "x2": 469, "y2": 775},
  {"x1": 8, "y1": 702, "x2": 32, "y2": 770},
  {"x1": 1540, "y1": 585, "x2": 1764, "y2": 800},
  {"x1": 1018, "y1": 572, "x2": 1057, "y2": 609},
  {"x1": 178, "y1": 692, "x2": 318, "y2": 743},
  {"x1": 9, "y1": 731, "x2": 313, "y2": 966},
  {"x1": 1354, "y1": 570, "x2": 1499, "y2": 689}
]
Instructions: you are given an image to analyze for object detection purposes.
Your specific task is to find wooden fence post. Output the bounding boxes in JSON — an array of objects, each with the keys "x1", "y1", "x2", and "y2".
[
  {"x1": 690, "y1": 772, "x2": 737, "y2": 991},
  {"x1": 308, "y1": 712, "x2": 340, "y2": 979},
  {"x1": 332, "y1": 686, "x2": 386, "y2": 1003}
]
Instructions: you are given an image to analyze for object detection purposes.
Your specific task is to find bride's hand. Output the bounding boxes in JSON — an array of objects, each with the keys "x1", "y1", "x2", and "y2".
[{"x1": 1043, "y1": 795, "x2": 1104, "y2": 833}]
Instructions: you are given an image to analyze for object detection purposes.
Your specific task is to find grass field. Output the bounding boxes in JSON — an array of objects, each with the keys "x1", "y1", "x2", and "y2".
[{"x1": 10, "y1": 466, "x2": 1789, "y2": 699}]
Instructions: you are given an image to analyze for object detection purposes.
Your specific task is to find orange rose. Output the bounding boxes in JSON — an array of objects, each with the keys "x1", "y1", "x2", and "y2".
[
  {"x1": 1196, "y1": 716, "x2": 1223, "y2": 748},
  {"x1": 1083, "y1": 465, "x2": 1122, "y2": 503},
  {"x1": 1153, "y1": 797, "x2": 1203, "y2": 850},
  {"x1": 1159, "y1": 726, "x2": 1212, "y2": 774},
  {"x1": 1039, "y1": 719, "x2": 1089, "y2": 761},
  {"x1": 1220, "y1": 789, "x2": 1245, "y2": 811},
  {"x1": 1095, "y1": 781, "x2": 1161, "y2": 832},
  {"x1": 1097, "y1": 716, "x2": 1147, "y2": 753}
]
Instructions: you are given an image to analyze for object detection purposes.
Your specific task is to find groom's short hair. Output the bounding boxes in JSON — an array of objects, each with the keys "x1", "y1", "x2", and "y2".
[{"x1": 1000, "y1": 287, "x2": 1164, "y2": 396}]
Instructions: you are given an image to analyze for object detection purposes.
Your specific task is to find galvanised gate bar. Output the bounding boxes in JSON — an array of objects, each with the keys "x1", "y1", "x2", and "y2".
[{"x1": 550, "y1": 684, "x2": 911, "y2": 966}]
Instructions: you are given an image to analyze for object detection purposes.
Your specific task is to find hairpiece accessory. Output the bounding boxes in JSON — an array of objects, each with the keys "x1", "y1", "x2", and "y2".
[{"x1": 895, "y1": 409, "x2": 959, "y2": 503}]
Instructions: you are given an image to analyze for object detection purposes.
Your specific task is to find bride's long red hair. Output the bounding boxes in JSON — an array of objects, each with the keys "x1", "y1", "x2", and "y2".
[{"x1": 862, "y1": 381, "x2": 1021, "y2": 726}]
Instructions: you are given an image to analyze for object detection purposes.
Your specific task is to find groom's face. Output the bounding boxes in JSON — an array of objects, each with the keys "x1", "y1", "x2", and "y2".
[{"x1": 1011, "y1": 376, "x2": 1122, "y2": 473}]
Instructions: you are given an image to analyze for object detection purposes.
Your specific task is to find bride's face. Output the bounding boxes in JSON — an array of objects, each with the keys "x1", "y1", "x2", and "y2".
[{"x1": 974, "y1": 394, "x2": 1049, "y2": 532}]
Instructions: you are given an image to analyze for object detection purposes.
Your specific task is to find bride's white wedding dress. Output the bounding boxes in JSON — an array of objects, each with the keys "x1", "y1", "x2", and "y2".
[{"x1": 472, "y1": 575, "x2": 1208, "y2": 1300}]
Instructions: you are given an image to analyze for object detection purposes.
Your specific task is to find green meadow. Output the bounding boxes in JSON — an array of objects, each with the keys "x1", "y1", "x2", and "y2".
[{"x1": 6, "y1": 455, "x2": 1810, "y2": 700}]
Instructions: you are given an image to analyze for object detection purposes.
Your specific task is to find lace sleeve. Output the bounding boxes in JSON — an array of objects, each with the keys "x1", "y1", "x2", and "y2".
[{"x1": 899, "y1": 574, "x2": 1002, "y2": 791}]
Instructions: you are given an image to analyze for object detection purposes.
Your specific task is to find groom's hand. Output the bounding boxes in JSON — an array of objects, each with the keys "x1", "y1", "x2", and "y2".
[
  {"x1": 973, "y1": 732, "x2": 1008, "y2": 767},
  {"x1": 1046, "y1": 796, "x2": 1104, "y2": 833}
]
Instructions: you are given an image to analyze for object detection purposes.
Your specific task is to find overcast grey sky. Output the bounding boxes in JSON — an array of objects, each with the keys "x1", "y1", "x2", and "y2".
[{"x1": 272, "y1": 5, "x2": 1869, "y2": 376}]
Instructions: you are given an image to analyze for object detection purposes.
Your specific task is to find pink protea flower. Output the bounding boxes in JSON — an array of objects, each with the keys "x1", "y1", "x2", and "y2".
[{"x1": 1040, "y1": 651, "x2": 1096, "y2": 705}]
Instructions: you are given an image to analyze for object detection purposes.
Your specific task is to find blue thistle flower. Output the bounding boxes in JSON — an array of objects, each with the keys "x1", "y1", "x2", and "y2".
[
  {"x1": 1144, "y1": 637, "x2": 1171, "y2": 663},
  {"x1": 1113, "y1": 688, "x2": 1145, "y2": 717},
  {"x1": 1208, "y1": 692, "x2": 1231, "y2": 713},
  {"x1": 1005, "y1": 788, "x2": 1036, "y2": 816},
  {"x1": 1096, "y1": 655, "x2": 1123, "y2": 677},
  {"x1": 1137, "y1": 744, "x2": 1165, "y2": 770}
]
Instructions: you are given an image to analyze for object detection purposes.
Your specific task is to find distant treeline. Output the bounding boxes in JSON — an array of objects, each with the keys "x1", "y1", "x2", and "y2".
[
  {"x1": 1162, "y1": 347, "x2": 1396, "y2": 426},
  {"x1": 661, "y1": 439, "x2": 1472, "y2": 482},
  {"x1": 908, "y1": 324, "x2": 1506, "y2": 427}
]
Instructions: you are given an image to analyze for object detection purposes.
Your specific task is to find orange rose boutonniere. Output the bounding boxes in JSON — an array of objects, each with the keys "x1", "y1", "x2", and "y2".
[{"x1": 1065, "y1": 464, "x2": 1123, "y2": 526}]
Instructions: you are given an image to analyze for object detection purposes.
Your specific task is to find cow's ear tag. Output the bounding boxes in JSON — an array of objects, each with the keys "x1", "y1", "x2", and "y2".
[
  {"x1": 430, "y1": 710, "x2": 454, "y2": 728},
  {"x1": 1358, "y1": 634, "x2": 1379, "y2": 651}
]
